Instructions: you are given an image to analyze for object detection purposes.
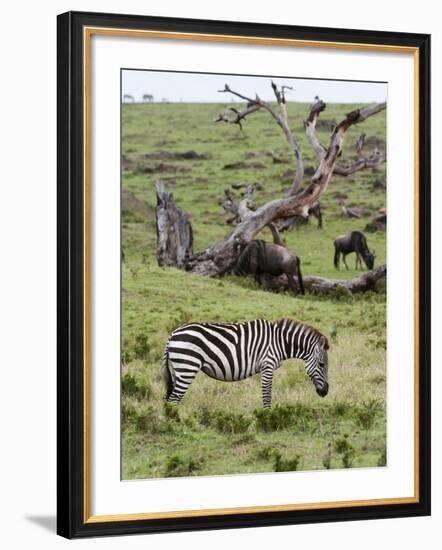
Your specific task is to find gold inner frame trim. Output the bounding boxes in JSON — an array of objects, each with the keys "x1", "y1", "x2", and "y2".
[{"x1": 83, "y1": 26, "x2": 420, "y2": 524}]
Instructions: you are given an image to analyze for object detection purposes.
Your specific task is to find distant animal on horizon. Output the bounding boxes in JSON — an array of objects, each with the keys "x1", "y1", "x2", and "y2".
[
  {"x1": 234, "y1": 239, "x2": 304, "y2": 295},
  {"x1": 333, "y1": 230, "x2": 375, "y2": 270},
  {"x1": 123, "y1": 94, "x2": 135, "y2": 103},
  {"x1": 162, "y1": 318, "x2": 329, "y2": 408},
  {"x1": 142, "y1": 93, "x2": 154, "y2": 102}
]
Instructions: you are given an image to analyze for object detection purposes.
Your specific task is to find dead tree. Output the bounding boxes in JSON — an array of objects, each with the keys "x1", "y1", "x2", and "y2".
[
  {"x1": 186, "y1": 101, "x2": 387, "y2": 278},
  {"x1": 215, "y1": 89, "x2": 385, "y2": 234},
  {"x1": 156, "y1": 179, "x2": 193, "y2": 267}
]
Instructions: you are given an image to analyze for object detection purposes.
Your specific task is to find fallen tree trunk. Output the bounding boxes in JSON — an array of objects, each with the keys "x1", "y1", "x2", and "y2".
[
  {"x1": 262, "y1": 265, "x2": 386, "y2": 295},
  {"x1": 156, "y1": 179, "x2": 193, "y2": 267}
]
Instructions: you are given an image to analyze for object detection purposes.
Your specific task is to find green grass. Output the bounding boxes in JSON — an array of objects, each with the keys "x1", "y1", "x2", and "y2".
[{"x1": 121, "y1": 98, "x2": 387, "y2": 480}]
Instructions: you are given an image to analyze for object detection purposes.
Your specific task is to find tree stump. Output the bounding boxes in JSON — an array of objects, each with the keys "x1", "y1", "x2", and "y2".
[{"x1": 155, "y1": 179, "x2": 193, "y2": 268}]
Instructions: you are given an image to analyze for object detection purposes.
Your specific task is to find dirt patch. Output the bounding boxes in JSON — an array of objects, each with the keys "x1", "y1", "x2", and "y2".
[
  {"x1": 223, "y1": 161, "x2": 266, "y2": 170},
  {"x1": 140, "y1": 150, "x2": 210, "y2": 160},
  {"x1": 245, "y1": 150, "x2": 273, "y2": 159},
  {"x1": 272, "y1": 156, "x2": 290, "y2": 164},
  {"x1": 139, "y1": 163, "x2": 192, "y2": 174},
  {"x1": 123, "y1": 150, "x2": 208, "y2": 172}
]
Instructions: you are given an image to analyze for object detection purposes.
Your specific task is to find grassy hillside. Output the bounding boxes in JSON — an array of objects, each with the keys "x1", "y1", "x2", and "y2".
[{"x1": 121, "y1": 99, "x2": 387, "y2": 480}]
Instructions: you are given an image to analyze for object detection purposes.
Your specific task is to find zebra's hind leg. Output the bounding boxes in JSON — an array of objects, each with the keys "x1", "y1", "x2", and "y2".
[
  {"x1": 165, "y1": 361, "x2": 200, "y2": 404},
  {"x1": 260, "y1": 362, "x2": 276, "y2": 409}
]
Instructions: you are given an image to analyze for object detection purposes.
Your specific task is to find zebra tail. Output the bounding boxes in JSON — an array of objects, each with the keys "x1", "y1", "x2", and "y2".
[
  {"x1": 297, "y1": 258, "x2": 305, "y2": 295},
  {"x1": 161, "y1": 347, "x2": 174, "y2": 400}
]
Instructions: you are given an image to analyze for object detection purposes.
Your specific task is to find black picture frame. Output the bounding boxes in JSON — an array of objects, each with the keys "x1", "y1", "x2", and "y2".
[{"x1": 57, "y1": 10, "x2": 431, "y2": 539}]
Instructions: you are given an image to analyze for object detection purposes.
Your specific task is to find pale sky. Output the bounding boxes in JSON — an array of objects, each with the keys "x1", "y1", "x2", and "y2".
[{"x1": 121, "y1": 69, "x2": 387, "y2": 104}]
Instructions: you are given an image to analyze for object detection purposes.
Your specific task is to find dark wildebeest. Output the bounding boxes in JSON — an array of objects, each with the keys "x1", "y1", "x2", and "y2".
[
  {"x1": 333, "y1": 230, "x2": 375, "y2": 270},
  {"x1": 234, "y1": 240, "x2": 304, "y2": 294}
]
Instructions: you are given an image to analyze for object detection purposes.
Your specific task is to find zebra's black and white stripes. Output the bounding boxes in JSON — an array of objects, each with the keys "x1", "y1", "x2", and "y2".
[{"x1": 162, "y1": 319, "x2": 329, "y2": 408}]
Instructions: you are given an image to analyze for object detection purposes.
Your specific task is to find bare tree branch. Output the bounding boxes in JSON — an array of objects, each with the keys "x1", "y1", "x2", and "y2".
[
  {"x1": 214, "y1": 103, "x2": 261, "y2": 130},
  {"x1": 217, "y1": 82, "x2": 304, "y2": 194},
  {"x1": 305, "y1": 100, "x2": 386, "y2": 177},
  {"x1": 304, "y1": 99, "x2": 327, "y2": 160}
]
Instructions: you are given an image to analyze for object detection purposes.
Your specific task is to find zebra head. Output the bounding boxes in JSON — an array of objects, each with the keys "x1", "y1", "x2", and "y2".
[{"x1": 305, "y1": 335, "x2": 329, "y2": 397}]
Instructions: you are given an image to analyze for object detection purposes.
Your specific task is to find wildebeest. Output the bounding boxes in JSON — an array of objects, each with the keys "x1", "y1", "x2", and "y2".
[
  {"x1": 234, "y1": 239, "x2": 304, "y2": 294},
  {"x1": 333, "y1": 230, "x2": 375, "y2": 270}
]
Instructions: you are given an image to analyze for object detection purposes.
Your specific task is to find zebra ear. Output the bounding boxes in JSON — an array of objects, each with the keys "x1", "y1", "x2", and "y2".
[{"x1": 319, "y1": 335, "x2": 329, "y2": 350}]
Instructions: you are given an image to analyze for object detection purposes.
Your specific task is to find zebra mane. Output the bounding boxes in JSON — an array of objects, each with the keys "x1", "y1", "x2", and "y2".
[{"x1": 275, "y1": 318, "x2": 329, "y2": 349}]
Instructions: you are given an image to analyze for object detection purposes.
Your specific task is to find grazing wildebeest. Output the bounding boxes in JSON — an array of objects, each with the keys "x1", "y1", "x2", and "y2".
[
  {"x1": 333, "y1": 230, "x2": 375, "y2": 270},
  {"x1": 234, "y1": 239, "x2": 304, "y2": 294}
]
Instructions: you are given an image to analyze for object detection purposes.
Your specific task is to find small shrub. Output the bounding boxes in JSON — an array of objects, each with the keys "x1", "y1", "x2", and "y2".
[
  {"x1": 254, "y1": 404, "x2": 318, "y2": 433},
  {"x1": 331, "y1": 401, "x2": 352, "y2": 418},
  {"x1": 256, "y1": 445, "x2": 275, "y2": 461},
  {"x1": 221, "y1": 413, "x2": 252, "y2": 434},
  {"x1": 355, "y1": 399, "x2": 382, "y2": 430},
  {"x1": 273, "y1": 450, "x2": 302, "y2": 472},
  {"x1": 322, "y1": 442, "x2": 332, "y2": 469},
  {"x1": 122, "y1": 372, "x2": 138, "y2": 396},
  {"x1": 334, "y1": 434, "x2": 355, "y2": 468},
  {"x1": 198, "y1": 407, "x2": 212, "y2": 428},
  {"x1": 122, "y1": 371, "x2": 152, "y2": 400},
  {"x1": 164, "y1": 402, "x2": 180, "y2": 422},
  {"x1": 123, "y1": 403, "x2": 173, "y2": 435},
  {"x1": 135, "y1": 406, "x2": 162, "y2": 433},
  {"x1": 370, "y1": 374, "x2": 386, "y2": 385},
  {"x1": 199, "y1": 409, "x2": 252, "y2": 434},
  {"x1": 377, "y1": 446, "x2": 387, "y2": 467},
  {"x1": 254, "y1": 404, "x2": 297, "y2": 432},
  {"x1": 121, "y1": 340, "x2": 132, "y2": 365},
  {"x1": 133, "y1": 333, "x2": 150, "y2": 359},
  {"x1": 164, "y1": 454, "x2": 203, "y2": 477},
  {"x1": 121, "y1": 399, "x2": 139, "y2": 428}
]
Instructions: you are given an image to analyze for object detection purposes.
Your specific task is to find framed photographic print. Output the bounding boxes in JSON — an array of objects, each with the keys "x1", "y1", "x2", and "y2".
[{"x1": 57, "y1": 11, "x2": 431, "y2": 538}]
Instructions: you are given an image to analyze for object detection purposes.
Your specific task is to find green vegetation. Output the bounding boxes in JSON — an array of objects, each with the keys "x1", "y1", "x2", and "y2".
[{"x1": 121, "y1": 97, "x2": 387, "y2": 480}]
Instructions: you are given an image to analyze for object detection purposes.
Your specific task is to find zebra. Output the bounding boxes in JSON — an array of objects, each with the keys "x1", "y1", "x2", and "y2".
[{"x1": 162, "y1": 319, "x2": 329, "y2": 408}]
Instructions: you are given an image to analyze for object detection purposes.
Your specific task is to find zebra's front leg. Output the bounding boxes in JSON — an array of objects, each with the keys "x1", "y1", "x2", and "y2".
[{"x1": 261, "y1": 363, "x2": 276, "y2": 409}]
